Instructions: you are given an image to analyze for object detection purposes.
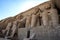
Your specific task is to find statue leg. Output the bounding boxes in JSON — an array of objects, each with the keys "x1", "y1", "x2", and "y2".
[
  {"x1": 25, "y1": 16, "x2": 31, "y2": 28},
  {"x1": 31, "y1": 15, "x2": 37, "y2": 27},
  {"x1": 42, "y1": 11, "x2": 49, "y2": 26},
  {"x1": 50, "y1": 9, "x2": 59, "y2": 26}
]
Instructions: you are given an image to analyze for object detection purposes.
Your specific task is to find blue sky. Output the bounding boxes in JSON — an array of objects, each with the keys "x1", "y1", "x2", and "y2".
[{"x1": 0, "y1": 0, "x2": 48, "y2": 20}]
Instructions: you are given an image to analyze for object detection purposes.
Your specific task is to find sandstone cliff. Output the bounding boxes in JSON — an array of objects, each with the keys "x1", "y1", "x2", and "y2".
[
  {"x1": 0, "y1": 1, "x2": 51, "y2": 29},
  {"x1": 0, "y1": 0, "x2": 60, "y2": 40}
]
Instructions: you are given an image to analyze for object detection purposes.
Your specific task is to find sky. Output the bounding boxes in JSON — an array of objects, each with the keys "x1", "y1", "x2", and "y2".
[{"x1": 0, "y1": 0, "x2": 48, "y2": 20}]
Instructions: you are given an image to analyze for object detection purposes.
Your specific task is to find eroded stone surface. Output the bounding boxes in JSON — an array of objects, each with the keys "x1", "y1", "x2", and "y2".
[
  {"x1": 0, "y1": 0, "x2": 60, "y2": 40},
  {"x1": 30, "y1": 26, "x2": 60, "y2": 40},
  {"x1": 18, "y1": 28, "x2": 28, "y2": 40}
]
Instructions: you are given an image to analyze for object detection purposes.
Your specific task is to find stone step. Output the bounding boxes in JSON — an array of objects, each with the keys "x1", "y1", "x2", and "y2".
[{"x1": 0, "y1": 38, "x2": 10, "y2": 40}]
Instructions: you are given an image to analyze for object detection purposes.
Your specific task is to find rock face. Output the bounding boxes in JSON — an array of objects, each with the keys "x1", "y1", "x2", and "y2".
[
  {"x1": 51, "y1": 0, "x2": 60, "y2": 10},
  {"x1": 0, "y1": 1, "x2": 52, "y2": 29},
  {"x1": 30, "y1": 26, "x2": 60, "y2": 40},
  {"x1": 0, "y1": 0, "x2": 60, "y2": 40}
]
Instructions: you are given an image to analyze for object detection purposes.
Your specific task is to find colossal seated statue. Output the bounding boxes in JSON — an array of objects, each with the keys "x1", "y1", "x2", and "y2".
[{"x1": 0, "y1": 0, "x2": 60, "y2": 40}]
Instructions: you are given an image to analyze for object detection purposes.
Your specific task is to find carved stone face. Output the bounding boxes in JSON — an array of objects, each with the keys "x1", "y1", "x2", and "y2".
[{"x1": 51, "y1": 0, "x2": 60, "y2": 9}]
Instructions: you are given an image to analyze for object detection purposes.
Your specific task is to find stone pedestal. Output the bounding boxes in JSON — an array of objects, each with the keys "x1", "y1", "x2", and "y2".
[
  {"x1": 0, "y1": 38, "x2": 10, "y2": 40},
  {"x1": 18, "y1": 28, "x2": 28, "y2": 40}
]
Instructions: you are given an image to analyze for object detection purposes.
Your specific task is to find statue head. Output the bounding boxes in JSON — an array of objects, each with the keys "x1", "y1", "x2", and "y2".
[{"x1": 51, "y1": 0, "x2": 60, "y2": 9}]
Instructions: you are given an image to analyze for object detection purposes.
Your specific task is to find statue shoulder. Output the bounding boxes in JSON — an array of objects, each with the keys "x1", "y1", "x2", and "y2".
[{"x1": 38, "y1": 1, "x2": 54, "y2": 11}]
